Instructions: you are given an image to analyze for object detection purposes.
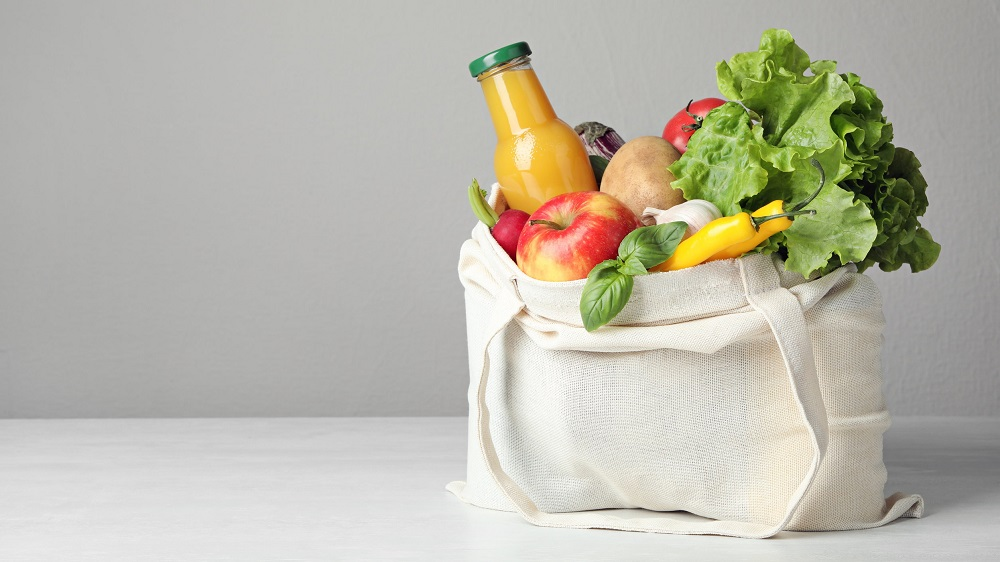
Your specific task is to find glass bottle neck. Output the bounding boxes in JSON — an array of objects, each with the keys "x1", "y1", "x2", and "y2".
[{"x1": 478, "y1": 56, "x2": 557, "y2": 137}]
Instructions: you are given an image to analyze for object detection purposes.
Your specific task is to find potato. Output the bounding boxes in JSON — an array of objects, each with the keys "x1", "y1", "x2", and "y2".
[{"x1": 600, "y1": 136, "x2": 685, "y2": 218}]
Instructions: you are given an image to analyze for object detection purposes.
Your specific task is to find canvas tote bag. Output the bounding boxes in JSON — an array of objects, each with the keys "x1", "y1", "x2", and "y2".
[{"x1": 447, "y1": 189, "x2": 923, "y2": 538}]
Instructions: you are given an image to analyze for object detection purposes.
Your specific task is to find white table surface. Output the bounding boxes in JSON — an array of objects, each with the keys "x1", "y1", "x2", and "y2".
[{"x1": 1, "y1": 416, "x2": 998, "y2": 561}]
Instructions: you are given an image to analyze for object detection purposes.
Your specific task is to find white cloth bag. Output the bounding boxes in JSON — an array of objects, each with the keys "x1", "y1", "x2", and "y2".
[{"x1": 447, "y1": 195, "x2": 923, "y2": 538}]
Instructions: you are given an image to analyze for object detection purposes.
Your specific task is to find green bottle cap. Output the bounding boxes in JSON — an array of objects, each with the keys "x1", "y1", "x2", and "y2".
[{"x1": 469, "y1": 41, "x2": 531, "y2": 77}]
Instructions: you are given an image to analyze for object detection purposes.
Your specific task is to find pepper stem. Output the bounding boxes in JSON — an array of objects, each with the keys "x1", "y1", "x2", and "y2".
[
  {"x1": 789, "y1": 158, "x2": 827, "y2": 212},
  {"x1": 752, "y1": 209, "x2": 817, "y2": 228}
]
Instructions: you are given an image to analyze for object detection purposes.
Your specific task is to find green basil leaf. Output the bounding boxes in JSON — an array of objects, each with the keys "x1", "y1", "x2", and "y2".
[
  {"x1": 618, "y1": 222, "x2": 688, "y2": 269},
  {"x1": 618, "y1": 254, "x2": 647, "y2": 276},
  {"x1": 580, "y1": 260, "x2": 634, "y2": 332}
]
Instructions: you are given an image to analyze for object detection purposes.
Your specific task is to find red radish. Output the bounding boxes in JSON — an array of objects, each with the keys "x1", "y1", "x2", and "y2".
[
  {"x1": 491, "y1": 210, "x2": 530, "y2": 261},
  {"x1": 467, "y1": 179, "x2": 530, "y2": 261}
]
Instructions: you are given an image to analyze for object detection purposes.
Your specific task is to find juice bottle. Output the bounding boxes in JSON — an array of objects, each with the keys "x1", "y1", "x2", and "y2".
[{"x1": 469, "y1": 42, "x2": 597, "y2": 214}]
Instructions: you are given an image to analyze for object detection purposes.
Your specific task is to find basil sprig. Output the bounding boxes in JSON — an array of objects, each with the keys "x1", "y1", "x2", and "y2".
[{"x1": 580, "y1": 221, "x2": 686, "y2": 332}]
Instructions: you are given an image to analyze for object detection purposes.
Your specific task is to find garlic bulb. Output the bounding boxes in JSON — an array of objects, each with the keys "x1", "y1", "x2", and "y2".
[{"x1": 642, "y1": 200, "x2": 723, "y2": 239}]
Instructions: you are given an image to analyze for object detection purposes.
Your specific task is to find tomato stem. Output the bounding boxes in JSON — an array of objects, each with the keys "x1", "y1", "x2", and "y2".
[{"x1": 680, "y1": 99, "x2": 704, "y2": 133}]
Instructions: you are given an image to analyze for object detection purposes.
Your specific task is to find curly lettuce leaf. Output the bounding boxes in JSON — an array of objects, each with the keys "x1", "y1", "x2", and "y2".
[
  {"x1": 741, "y1": 63, "x2": 855, "y2": 151},
  {"x1": 750, "y1": 148, "x2": 877, "y2": 277},
  {"x1": 717, "y1": 29, "x2": 810, "y2": 100},
  {"x1": 834, "y1": 73, "x2": 894, "y2": 188},
  {"x1": 892, "y1": 227, "x2": 940, "y2": 273},
  {"x1": 667, "y1": 103, "x2": 768, "y2": 216},
  {"x1": 857, "y1": 147, "x2": 940, "y2": 272},
  {"x1": 782, "y1": 183, "x2": 877, "y2": 277},
  {"x1": 887, "y1": 146, "x2": 929, "y2": 216}
]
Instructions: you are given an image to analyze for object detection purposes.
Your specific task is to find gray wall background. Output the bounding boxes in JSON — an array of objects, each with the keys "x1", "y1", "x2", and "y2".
[{"x1": 1, "y1": 0, "x2": 996, "y2": 418}]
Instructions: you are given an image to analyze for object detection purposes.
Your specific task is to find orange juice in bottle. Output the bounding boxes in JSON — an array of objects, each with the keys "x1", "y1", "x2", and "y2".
[{"x1": 470, "y1": 42, "x2": 597, "y2": 214}]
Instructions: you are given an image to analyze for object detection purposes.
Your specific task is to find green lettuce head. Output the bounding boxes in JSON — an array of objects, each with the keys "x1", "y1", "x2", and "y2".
[{"x1": 671, "y1": 28, "x2": 939, "y2": 277}]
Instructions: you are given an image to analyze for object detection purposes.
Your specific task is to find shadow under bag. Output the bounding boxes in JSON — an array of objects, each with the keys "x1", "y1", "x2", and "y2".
[{"x1": 448, "y1": 217, "x2": 923, "y2": 538}]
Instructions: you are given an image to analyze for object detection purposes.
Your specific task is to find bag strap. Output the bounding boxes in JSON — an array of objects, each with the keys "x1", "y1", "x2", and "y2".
[{"x1": 473, "y1": 259, "x2": 829, "y2": 538}]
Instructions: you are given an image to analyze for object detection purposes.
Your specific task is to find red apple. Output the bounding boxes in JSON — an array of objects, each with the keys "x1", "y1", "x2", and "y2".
[{"x1": 516, "y1": 192, "x2": 641, "y2": 282}]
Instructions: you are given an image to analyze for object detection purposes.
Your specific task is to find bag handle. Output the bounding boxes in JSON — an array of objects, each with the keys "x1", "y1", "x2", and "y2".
[{"x1": 473, "y1": 259, "x2": 829, "y2": 538}]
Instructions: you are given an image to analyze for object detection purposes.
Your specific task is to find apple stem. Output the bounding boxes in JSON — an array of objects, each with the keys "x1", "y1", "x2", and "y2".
[{"x1": 530, "y1": 219, "x2": 566, "y2": 230}]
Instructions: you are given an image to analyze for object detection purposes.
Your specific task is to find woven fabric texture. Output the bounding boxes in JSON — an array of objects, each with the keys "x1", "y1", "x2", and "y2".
[{"x1": 447, "y1": 190, "x2": 923, "y2": 537}]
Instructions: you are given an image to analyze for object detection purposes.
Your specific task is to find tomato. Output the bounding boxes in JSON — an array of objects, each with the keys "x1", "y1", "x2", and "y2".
[{"x1": 661, "y1": 98, "x2": 727, "y2": 154}]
